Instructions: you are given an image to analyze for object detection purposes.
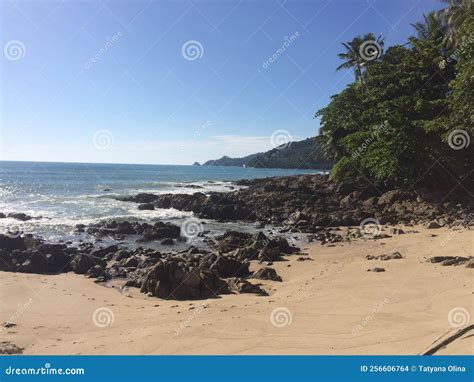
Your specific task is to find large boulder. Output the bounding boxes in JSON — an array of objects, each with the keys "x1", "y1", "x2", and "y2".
[
  {"x1": 71, "y1": 254, "x2": 106, "y2": 274},
  {"x1": 0, "y1": 235, "x2": 25, "y2": 251},
  {"x1": 251, "y1": 267, "x2": 282, "y2": 282},
  {"x1": 140, "y1": 258, "x2": 229, "y2": 299}
]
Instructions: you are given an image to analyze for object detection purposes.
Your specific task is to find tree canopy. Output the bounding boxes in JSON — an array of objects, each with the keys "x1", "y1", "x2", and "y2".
[{"x1": 316, "y1": 3, "x2": 473, "y2": 188}]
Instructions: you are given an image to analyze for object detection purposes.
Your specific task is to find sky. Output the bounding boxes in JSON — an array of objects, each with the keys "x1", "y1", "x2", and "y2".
[{"x1": 1, "y1": 0, "x2": 445, "y2": 165}]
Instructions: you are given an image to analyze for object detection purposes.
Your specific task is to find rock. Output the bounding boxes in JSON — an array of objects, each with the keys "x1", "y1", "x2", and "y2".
[
  {"x1": 296, "y1": 256, "x2": 313, "y2": 261},
  {"x1": 91, "y1": 245, "x2": 119, "y2": 258},
  {"x1": 138, "y1": 203, "x2": 155, "y2": 210},
  {"x1": 122, "y1": 256, "x2": 139, "y2": 268},
  {"x1": 136, "y1": 222, "x2": 181, "y2": 242},
  {"x1": 440, "y1": 257, "x2": 469, "y2": 266},
  {"x1": 86, "y1": 265, "x2": 106, "y2": 278},
  {"x1": 225, "y1": 278, "x2": 268, "y2": 295},
  {"x1": 390, "y1": 228, "x2": 405, "y2": 235},
  {"x1": 251, "y1": 267, "x2": 282, "y2": 282},
  {"x1": 465, "y1": 259, "x2": 474, "y2": 268},
  {"x1": 140, "y1": 258, "x2": 229, "y2": 300},
  {"x1": 366, "y1": 252, "x2": 404, "y2": 261},
  {"x1": 7, "y1": 212, "x2": 33, "y2": 221},
  {"x1": 0, "y1": 234, "x2": 25, "y2": 251},
  {"x1": 113, "y1": 250, "x2": 131, "y2": 261},
  {"x1": 0, "y1": 341, "x2": 23, "y2": 354},
  {"x1": 210, "y1": 255, "x2": 250, "y2": 278},
  {"x1": 425, "y1": 221, "x2": 442, "y2": 229},
  {"x1": 367, "y1": 267, "x2": 385, "y2": 272},
  {"x1": 2, "y1": 322, "x2": 17, "y2": 328},
  {"x1": 160, "y1": 238, "x2": 175, "y2": 245},
  {"x1": 377, "y1": 190, "x2": 411, "y2": 206},
  {"x1": 71, "y1": 254, "x2": 106, "y2": 274}
]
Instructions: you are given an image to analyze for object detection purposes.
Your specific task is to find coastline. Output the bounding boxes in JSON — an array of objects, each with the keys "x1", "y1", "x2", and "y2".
[{"x1": 1, "y1": 225, "x2": 472, "y2": 355}]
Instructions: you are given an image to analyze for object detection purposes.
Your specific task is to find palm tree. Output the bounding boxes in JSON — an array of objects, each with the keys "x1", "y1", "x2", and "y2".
[
  {"x1": 336, "y1": 33, "x2": 384, "y2": 85},
  {"x1": 440, "y1": 0, "x2": 474, "y2": 47},
  {"x1": 411, "y1": 12, "x2": 447, "y2": 42}
]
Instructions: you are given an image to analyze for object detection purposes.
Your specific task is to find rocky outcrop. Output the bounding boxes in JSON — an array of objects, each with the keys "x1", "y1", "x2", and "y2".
[
  {"x1": 251, "y1": 267, "x2": 282, "y2": 282},
  {"x1": 84, "y1": 220, "x2": 180, "y2": 242},
  {"x1": 117, "y1": 174, "x2": 473, "y2": 231},
  {"x1": 140, "y1": 255, "x2": 230, "y2": 299}
]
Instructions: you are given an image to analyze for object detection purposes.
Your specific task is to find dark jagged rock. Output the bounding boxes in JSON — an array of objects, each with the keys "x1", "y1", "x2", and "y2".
[
  {"x1": 209, "y1": 254, "x2": 250, "y2": 278},
  {"x1": 85, "y1": 220, "x2": 181, "y2": 242},
  {"x1": 225, "y1": 277, "x2": 268, "y2": 295},
  {"x1": 71, "y1": 254, "x2": 106, "y2": 274},
  {"x1": 216, "y1": 231, "x2": 297, "y2": 263},
  {"x1": 136, "y1": 222, "x2": 180, "y2": 242},
  {"x1": 366, "y1": 252, "x2": 404, "y2": 261},
  {"x1": 138, "y1": 203, "x2": 154, "y2": 210},
  {"x1": 0, "y1": 234, "x2": 25, "y2": 251},
  {"x1": 251, "y1": 267, "x2": 282, "y2": 282},
  {"x1": 116, "y1": 174, "x2": 473, "y2": 232},
  {"x1": 86, "y1": 265, "x2": 106, "y2": 278},
  {"x1": 367, "y1": 267, "x2": 385, "y2": 272},
  {"x1": 426, "y1": 256, "x2": 471, "y2": 265},
  {"x1": 6, "y1": 212, "x2": 34, "y2": 221},
  {"x1": 140, "y1": 257, "x2": 230, "y2": 299}
]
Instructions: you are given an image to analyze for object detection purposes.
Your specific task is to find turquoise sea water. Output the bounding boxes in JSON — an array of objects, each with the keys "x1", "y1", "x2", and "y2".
[{"x1": 0, "y1": 161, "x2": 321, "y2": 243}]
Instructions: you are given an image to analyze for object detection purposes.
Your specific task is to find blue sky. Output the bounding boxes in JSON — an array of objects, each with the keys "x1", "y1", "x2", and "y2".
[{"x1": 1, "y1": 0, "x2": 444, "y2": 165}]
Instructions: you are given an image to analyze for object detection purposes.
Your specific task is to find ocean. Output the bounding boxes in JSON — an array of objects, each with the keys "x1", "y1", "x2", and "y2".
[{"x1": 1, "y1": 161, "x2": 320, "y2": 247}]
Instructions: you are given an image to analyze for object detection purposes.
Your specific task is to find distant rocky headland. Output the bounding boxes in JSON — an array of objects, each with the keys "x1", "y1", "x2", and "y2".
[{"x1": 201, "y1": 137, "x2": 333, "y2": 170}]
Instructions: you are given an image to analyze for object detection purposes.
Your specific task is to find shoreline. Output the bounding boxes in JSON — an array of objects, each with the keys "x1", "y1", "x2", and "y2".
[{"x1": 1, "y1": 225, "x2": 472, "y2": 355}]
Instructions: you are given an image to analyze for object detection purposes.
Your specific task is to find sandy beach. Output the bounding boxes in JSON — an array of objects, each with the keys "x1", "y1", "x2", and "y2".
[{"x1": 1, "y1": 225, "x2": 472, "y2": 355}]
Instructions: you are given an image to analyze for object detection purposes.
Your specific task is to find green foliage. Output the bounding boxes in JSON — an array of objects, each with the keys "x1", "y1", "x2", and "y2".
[{"x1": 317, "y1": 6, "x2": 472, "y2": 187}]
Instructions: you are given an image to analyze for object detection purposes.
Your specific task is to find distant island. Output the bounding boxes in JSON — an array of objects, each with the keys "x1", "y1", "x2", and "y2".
[{"x1": 202, "y1": 136, "x2": 333, "y2": 170}]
